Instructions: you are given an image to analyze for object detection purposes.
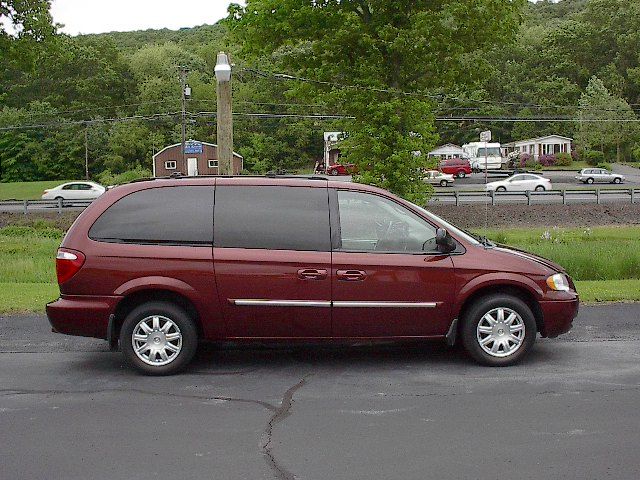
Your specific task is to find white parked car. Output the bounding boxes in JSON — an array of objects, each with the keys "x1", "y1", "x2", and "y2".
[
  {"x1": 575, "y1": 168, "x2": 625, "y2": 184},
  {"x1": 423, "y1": 170, "x2": 455, "y2": 186},
  {"x1": 485, "y1": 174, "x2": 552, "y2": 192},
  {"x1": 41, "y1": 181, "x2": 105, "y2": 201}
]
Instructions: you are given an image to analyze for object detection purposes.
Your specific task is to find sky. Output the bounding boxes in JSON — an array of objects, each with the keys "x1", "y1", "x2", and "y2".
[
  {"x1": 49, "y1": 0, "x2": 545, "y2": 36},
  {"x1": 50, "y1": 0, "x2": 241, "y2": 35}
]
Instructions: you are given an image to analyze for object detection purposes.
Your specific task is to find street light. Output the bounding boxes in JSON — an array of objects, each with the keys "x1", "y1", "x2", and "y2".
[
  {"x1": 215, "y1": 52, "x2": 233, "y2": 175},
  {"x1": 214, "y1": 53, "x2": 232, "y2": 83}
]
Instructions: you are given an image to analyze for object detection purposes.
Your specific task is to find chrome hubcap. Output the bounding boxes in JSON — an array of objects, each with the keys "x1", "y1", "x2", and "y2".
[
  {"x1": 132, "y1": 315, "x2": 182, "y2": 366},
  {"x1": 476, "y1": 307, "x2": 525, "y2": 358}
]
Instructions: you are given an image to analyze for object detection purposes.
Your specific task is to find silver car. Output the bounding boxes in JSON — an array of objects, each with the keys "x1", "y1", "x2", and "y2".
[{"x1": 575, "y1": 168, "x2": 625, "y2": 184}]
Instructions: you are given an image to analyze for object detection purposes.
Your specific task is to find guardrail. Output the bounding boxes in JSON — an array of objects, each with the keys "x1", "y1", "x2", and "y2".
[
  {"x1": 430, "y1": 188, "x2": 639, "y2": 206},
  {"x1": 0, "y1": 187, "x2": 638, "y2": 213},
  {"x1": 0, "y1": 198, "x2": 94, "y2": 214}
]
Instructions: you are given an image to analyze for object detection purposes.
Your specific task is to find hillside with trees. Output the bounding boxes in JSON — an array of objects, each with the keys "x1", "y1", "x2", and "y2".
[{"x1": 1, "y1": 0, "x2": 639, "y2": 197}]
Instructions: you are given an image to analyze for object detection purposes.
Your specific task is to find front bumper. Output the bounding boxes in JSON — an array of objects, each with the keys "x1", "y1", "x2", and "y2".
[
  {"x1": 538, "y1": 295, "x2": 579, "y2": 338},
  {"x1": 46, "y1": 295, "x2": 120, "y2": 339}
]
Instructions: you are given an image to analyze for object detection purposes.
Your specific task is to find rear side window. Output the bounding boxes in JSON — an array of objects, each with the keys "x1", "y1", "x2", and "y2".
[
  {"x1": 89, "y1": 186, "x2": 213, "y2": 245},
  {"x1": 214, "y1": 186, "x2": 330, "y2": 251}
]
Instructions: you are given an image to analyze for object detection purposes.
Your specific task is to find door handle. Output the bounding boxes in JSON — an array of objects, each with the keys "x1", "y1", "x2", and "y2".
[
  {"x1": 297, "y1": 269, "x2": 328, "y2": 280},
  {"x1": 336, "y1": 270, "x2": 367, "y2": 281}
]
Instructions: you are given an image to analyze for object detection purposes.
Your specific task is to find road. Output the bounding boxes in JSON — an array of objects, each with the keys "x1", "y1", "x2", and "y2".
[
  {"x1": 2, "y1": 165, "x2": 640, "y2": 211},
  {"x1": 1, "y1": 304, "x2": 640, "y2": 479}
]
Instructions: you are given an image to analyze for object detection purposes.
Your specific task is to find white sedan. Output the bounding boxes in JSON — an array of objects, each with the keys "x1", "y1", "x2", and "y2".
[
  {"x1": 42, "y1": 181, "x2": 106, "y2": 201},
  {"x1": 485, "y1": 174, "x2": 552, "y2": 192},
  {"x1": 423, "y1": 170, "x2": 455, "y2": 186}
]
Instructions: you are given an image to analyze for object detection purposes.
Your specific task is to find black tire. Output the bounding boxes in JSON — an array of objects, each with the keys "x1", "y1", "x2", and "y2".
[
  {"x1": 460, "y1": 294, "x2": 537, "y2": 366},
  {"x1": 330, "y1": 169, "x2": 339, "y2": 176},
  {"x1": 613, "y1": 177, "x2": 622, "y2": 184},
  {"x1": 440, "y1": 180, "x2": 448, "y2": 187},
  {"x1": 457, "y1": 171, "x2": 466, "y2": 179},
  {"x1": 120, "y1": 301, "x2": 198, "y2": 375},
  {"x1": 535, "y1": 185, "x2": 545, "y2": 191},
  {"x1": 496, "y1": 186, "x2": 507, "y2": 192},
  {"x1": 586, "y1": 177, "x2": 594, "y2": 184}
]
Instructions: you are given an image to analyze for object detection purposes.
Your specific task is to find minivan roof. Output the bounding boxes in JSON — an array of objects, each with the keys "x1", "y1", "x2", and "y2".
[{"x1": 110, "y1": 175, "x2": 388, "y2": 195}]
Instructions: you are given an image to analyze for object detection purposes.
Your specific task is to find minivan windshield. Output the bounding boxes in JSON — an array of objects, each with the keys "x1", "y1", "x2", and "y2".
[{"x1": 412, "y1": 205, "x2": 481, "y2": 246}]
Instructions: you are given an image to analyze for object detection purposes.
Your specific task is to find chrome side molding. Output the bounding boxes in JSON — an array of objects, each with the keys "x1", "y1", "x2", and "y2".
[
  {"x1": 232, "y1": 299, "x2": 331, "y2": 307},
  {"x1": 232, "y1": 299, "x2": 437, "y2": 308},
  {"x1": 333, "y1": 301, "x2": 437, "y2": 308}
]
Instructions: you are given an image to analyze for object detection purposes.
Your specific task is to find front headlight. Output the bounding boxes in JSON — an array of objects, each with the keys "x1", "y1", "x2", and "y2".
[{"x1": 546, "y1": 273, "x2": 570, "y2": 292}]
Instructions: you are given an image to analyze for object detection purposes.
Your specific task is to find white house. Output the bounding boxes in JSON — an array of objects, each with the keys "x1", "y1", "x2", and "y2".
[
  {"x1": 427, "y1": 143, "x2": 466, "y2": 159},
  {"x1": 502, "y1": 135, "x2": 573, "y2": 161},
  {"x1": 323, "y1": 131, "x2": 344, "y2": 166}
]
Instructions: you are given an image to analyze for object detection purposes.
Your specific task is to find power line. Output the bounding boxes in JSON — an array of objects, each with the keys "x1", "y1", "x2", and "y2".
[
  {"x1": 434, "y1": 117, "x2": 640, "y2": 122},
  {"x1": 240, "y1": 65, "x2": 640, "y2": 114},
  {"x1": 0, "y1": 112, "x2": 182, "y2": 131}
]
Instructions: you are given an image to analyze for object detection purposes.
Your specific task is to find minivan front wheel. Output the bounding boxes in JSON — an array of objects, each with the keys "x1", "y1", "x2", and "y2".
[
  {"x1": 461, "y1": 294, "x2": 536, "y2": 366},
  {"x1": 120, "y1": 301, "x2": 198, "y2": 375}
]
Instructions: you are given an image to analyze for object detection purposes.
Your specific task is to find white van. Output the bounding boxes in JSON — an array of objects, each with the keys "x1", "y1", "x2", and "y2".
[{"x1": 462, "y1": 142, "x2": 504, "y2": 171}]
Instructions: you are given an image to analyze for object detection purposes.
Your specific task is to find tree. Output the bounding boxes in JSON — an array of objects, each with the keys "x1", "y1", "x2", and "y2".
[
  {"x1": 578, "y1": 76, "x2": 638, "y2": 161},
  {"x1": 232, "y1": 0, "x2": 525, "y2": 203},
  {"x1": 1, "y1": 0, "x2": 56, "y2": 105}
]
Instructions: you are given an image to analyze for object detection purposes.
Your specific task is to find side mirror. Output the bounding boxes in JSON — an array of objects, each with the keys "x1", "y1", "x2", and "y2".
[{"x1": 436, "y1": 228, "x2": 457, "y2": 253}]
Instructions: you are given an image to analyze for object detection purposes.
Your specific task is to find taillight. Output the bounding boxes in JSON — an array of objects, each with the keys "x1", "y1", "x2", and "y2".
[{"x1": 56, "y1": 249, "x2": 86, "y2": 284}]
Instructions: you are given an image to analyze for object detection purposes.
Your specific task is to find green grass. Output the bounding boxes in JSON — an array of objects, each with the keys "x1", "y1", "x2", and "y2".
[
  {"x1": 575, "y1": 280, "x2": 640, "y2": 303},
  {"x1": 0, "y1": 180, "x2": 73, "y2": 200},
  {"x1": 0, "y1": 282, "x2": 59, "y2": 313},
  {"x1": 0, "y1": 224, "x2": 638, "y2": 313},
  {"x1": 540, "y1": 161, "x2": 590, "y2": 171},
  {"x1": 0, "y1": 226, "x2": 62, "y2": 283},
  {"x1": 476, "y1": 226, "x2": 640, "y2": 281}
]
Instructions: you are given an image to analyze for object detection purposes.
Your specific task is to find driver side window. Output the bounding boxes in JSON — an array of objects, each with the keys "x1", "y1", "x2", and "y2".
[{"x1": 337, "y1": 190, "x2": 437, "y2": 253}]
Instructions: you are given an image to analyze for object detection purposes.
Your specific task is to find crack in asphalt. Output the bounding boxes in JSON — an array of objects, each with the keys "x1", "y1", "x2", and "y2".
[
  {"x1": 0, "y1": 377, "x2": 312, "y2": 480},
  {"x1": 260, "y1": 376, "x2": 309, "y2": 480}
]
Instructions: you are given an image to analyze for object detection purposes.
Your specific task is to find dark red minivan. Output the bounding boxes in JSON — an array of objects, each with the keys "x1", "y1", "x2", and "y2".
[{"x1": 47, "y1": 177, "x2": 578, "y2": 374}]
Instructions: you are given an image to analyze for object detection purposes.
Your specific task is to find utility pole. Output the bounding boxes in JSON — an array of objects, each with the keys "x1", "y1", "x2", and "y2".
[
  {"x1": 85, "y1": 124, "x2": 89, "y2": 180},
  {"x1": 179, "y1": 66, "x2": 189, "y2": 173},
  {"x1": 215, "y1": 52, "x2": 233, "y2": 175}
]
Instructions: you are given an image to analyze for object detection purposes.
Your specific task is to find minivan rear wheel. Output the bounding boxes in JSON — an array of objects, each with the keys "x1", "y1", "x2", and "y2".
[
  {"x1": 461, "y1": 294, "x2": 536, "y2": 366},
  {"x1": 120, "y1": 301, "x2": 198, "y2": 375}
]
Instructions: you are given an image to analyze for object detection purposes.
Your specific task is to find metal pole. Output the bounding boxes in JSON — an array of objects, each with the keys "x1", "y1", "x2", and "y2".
[
  {"x1": 215, "y1": 52, "x2": 233, "y2": 175},
  {"x1": 484, "y1": 141, "x2": 488, "y2": 186},
  {"x1": 180, "y1": 67, "x2": 188, "y2": 173},
  {"x1": 85, "y1": 125, "x2": 89, "y2": 180}
]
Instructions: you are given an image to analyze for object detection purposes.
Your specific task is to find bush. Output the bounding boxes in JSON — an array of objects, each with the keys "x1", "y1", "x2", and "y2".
[
  {"x1": 571, "y1": 150, "x2": 580, "y2": 162},
  {"x1": 555, "y1": 152, "x2": 573, "y2": 166},
  {"x1": 538, "y1": 154, "x2": 557, "y2": 167},
  {"x1": 632, "y1": 144, "x2": 640, "y2": 162},
  {"x1": 519, "y1": 153, "x2": 531, "y2": 167},
  {"x1": 96, "y1": 167, "x2": 152, "y2": 186},
  {"x1": 584, "y1": 150, "x2": 605, "y2": 166},
  {"x1": 597, "y1": 162, "x2": 612, "y2": 171}
]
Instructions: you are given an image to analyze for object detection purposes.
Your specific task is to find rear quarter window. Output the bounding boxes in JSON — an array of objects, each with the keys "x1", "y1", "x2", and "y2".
[
  {"x1": 214, "y1": 185, "x2": 330, "y2": 251},
  {"x1": 89, "y1": 186, "x2": 214, "y2": 245}
]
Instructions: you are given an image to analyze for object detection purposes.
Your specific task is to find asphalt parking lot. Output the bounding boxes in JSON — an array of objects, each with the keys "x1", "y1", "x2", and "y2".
[{"x1": 1, "y1": 304, "x2": 640, "y2": 480}]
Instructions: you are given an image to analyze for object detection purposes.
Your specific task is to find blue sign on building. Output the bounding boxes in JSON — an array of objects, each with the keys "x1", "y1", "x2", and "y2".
[{"x1": 184, "y1": 141, "x2": 203, "y2": 154}]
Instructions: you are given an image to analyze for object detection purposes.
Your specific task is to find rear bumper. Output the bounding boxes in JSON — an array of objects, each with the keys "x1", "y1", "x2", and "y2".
[
  {"x1": 46, "y1": 295, "x2": 121, "y2": 339},
  {"x1": 539, "y1": 296, "x2": 579, "y2": 338}
]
